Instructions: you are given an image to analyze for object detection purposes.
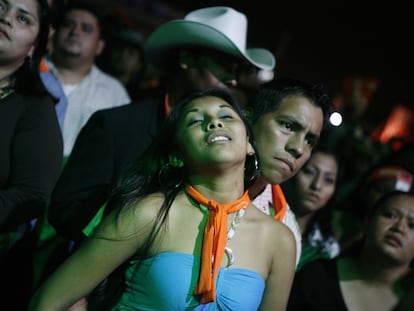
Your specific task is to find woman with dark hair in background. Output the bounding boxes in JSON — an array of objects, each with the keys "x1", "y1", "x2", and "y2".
[
  {"x1": 0, "y1": 0, "x2": 63, "y2": 309},
  {"x1": 282, "y1": 143, "x2": 341, "y2": 270},
  {"x1": 288, "y1": 191, "x2": 414, "y2": 310}
]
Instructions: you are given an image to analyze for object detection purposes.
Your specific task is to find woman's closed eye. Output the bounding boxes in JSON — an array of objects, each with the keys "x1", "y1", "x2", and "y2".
[
  {"x1": 187, "y1": 117, "x2": 204, "y2": 126},
  {"x1": 218, "y1": 113, "x2": 235, "y2": 120}
]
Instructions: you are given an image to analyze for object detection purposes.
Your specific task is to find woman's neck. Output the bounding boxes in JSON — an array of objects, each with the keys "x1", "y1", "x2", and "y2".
[
  {"x1": 352, "y1": 252, "x2": 410, "y2": 285},
  {"x1": 187, "y1": 178, "x2": 245, "y2": 204},
  {"x1": 248, "y1": 177, "x2": 269, "y2": 199}
]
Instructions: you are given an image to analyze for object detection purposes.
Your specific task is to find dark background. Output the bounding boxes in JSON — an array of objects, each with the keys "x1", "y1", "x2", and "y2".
[
  {"x1": 95, "y1": 0, "x2": 413, "y2": 131},
  {"x1": 123, "y1": 0, "x2": 412, "y2": 93}
]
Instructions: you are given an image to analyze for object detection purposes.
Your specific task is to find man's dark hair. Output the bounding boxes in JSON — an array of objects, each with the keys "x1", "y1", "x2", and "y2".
[
  {"x1": 58, "y1": 0, "x2": 105, "y2": 39},
  {"x1": 247, "y1": 78, "x2": 332, "y2": 129}
]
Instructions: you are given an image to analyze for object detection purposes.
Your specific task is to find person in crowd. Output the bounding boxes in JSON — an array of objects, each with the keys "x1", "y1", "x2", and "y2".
[
  {"x1": 46, "y1": 6, "x2": 275, "y2": 246},
  {"x1": 287, "y1": 190, "x2": 414, "y2": 310},
  {"x1": 96, "y1": 25, "x2": 148, "y2": 101},
  {"x1": 32, "y1": 8, "x2": 277, "y2": 309},
  {"x1": 41, "y1": 0, "x2": 130, "y2": 157},
  {"x1": 246, "y1": 78, "x2": 333, "y2": 265},
  {"x1": 282, "y1": 143, "x2": 341, "y2": 270},
  {"x1": 29, "y1": 88, "x2": 296, "y2": 311},
  {"x1": 334, "y1": 145, "x2": 414, "y2": 253},
  {"x1": 0, "y1": 0, "x2": 63, "y2": 308}
]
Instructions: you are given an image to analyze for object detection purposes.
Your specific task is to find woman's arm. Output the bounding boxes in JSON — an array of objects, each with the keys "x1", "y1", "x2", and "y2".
[
  {"x1": 0, "y1": 95, "x2": 63, "y2": 229},
  {"x1": 28, "y1": 200, "x2": 152, "y2": 311}
]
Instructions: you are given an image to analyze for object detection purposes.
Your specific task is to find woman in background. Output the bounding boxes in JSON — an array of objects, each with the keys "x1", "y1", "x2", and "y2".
[
  {"x1": 283, "y1": 144, "x2": 341, "y2": 270},
  {"x1": 0, "y1": 0, "x2": 63, "y2": 309},
  {"x1": 334, "y1": 146, "x2": 414, "y2": 253},
  {"x1": 288, "y1": 191, "x2": 414, "y2": 310}
]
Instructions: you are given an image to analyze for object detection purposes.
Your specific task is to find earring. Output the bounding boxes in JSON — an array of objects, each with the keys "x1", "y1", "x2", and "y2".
[
  {"x1": 168, "y1": 154, "x2": 184, "y2": 168},
  {"x1": 172, "y1": 159, "x2": 184, "y2": 167},
  {"x1": 245, "y1": 152, "x2": 259, "y2": 183},
  {"x1": 251, "y1": 153, "x2": 259, "y2": 173}
]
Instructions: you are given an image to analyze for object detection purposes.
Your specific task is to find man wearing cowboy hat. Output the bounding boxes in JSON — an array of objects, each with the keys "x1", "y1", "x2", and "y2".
[
  {"x1": 144, "y1": 6, "x2": 275, "y2": 108},
  {"x1": 45, "y1": 6, "x2": 275, "y2": 250}
]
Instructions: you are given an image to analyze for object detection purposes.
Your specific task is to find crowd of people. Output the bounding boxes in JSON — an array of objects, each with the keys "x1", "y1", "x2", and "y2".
[{"x1": 0, "y1": 0, "x2": 412, "y2": 310}]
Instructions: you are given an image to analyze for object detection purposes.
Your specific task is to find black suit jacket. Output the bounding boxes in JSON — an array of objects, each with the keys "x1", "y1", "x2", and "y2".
[{"x1": 48, "y1": 96, "x2": 165, "y2": 241}]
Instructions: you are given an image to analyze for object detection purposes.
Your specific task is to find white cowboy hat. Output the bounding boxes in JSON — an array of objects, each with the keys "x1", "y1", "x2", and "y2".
[{"x1": 144, "y1": 6, "x2": 276, "y2": 70}]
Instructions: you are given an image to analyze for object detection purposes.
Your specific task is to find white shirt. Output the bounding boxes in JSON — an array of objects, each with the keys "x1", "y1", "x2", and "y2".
[
  {"x1": 47, "y1": 60, "x2": 131, "y2": 156},
  {"x1": 252, "y1": 183, "x2": 302, "y2": 266}
]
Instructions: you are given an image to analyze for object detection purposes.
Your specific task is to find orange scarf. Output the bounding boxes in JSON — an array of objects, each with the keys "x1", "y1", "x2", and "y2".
[
  {"x1": 272, "y1": 184, "x2": 287, "y2": 221},
  {"x1": 187, "y1": 185, "x2": 250, "y2": 303}
]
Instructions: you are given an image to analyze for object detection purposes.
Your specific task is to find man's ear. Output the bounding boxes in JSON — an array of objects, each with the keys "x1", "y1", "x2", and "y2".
[
  {"x1": 168, "y1": 153, "x2": 184, "y2": 168},
  {"x1": 95, "y1": 38, "x2": 105, "y2": 56}
]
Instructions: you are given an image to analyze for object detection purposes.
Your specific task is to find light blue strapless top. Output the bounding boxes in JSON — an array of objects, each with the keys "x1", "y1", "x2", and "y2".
[{"x1": 112, "y1": 252, "x2": 265, "y2": 310}]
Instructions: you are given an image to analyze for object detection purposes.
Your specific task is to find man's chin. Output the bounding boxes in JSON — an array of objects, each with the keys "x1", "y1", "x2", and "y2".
[{"x1": 263, "y1": 170, "x2": 285, "y2": 185}]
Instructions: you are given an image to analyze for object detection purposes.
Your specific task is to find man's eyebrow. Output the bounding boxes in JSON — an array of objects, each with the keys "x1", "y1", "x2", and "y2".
[{"x1": 286, "y1": 116, "x2": 320, "y2": 140}]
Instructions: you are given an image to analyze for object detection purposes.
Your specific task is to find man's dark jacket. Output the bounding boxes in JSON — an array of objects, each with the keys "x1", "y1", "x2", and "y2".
[{"x1": 48, "y1": 96, "x2": 165, "y2": 242}]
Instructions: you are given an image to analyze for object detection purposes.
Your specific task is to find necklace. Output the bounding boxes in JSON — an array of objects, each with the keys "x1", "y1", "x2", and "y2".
[
  {"x1": 225, "y1": 208, "x2": 246, "y2": 267},
  {"x1": 0, "y1": 76, "x2": 16, "y2": 100}
]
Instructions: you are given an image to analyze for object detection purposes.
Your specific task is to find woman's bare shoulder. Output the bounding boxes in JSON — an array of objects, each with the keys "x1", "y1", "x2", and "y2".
[
  {"x1": 122, "y1": 192, "x2": 165, "y2": 213},
  {"x1": 247, "y1": 203, "x2": 296, "y2": 250},
  {"x1": 97, "y1": 192, "x2": 166, "y2": 237}
]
